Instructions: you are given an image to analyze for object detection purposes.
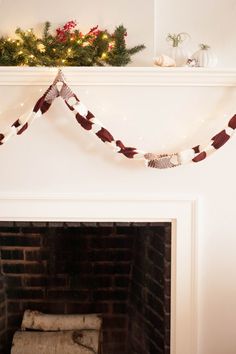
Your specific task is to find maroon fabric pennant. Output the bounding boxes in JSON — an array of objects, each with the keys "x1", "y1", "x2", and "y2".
[
  {"x1": 192, "y1": 151, "x2": 207, "y2": 163},
  {"x1": 96, "y1": 128, "x2": 114, "y2": 143},
  {"x1": 76, "y1": 113, "x2": 93, "y2": 130},
  {"x1": 212, "y1": 130, "x2": 230, "y2": 149}
]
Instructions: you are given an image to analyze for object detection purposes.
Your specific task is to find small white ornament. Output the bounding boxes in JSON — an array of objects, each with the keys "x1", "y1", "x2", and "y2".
[
  {"x1": 191, "y1": 44, "x2": 218, "y2": 67},
  {"x1": 154, "y1": 54, "x2": 176, "y2": 67}
]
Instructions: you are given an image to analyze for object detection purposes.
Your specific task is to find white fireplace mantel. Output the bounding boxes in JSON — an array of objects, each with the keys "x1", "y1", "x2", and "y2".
[{"x1": 0, "y1": 66, "x2": 236, "y2": 86}]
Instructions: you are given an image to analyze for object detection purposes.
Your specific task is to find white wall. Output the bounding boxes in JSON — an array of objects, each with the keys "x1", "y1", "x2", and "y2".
[
  {"x1": 0, "y1": 0, "x2": 154, "y2": 66},
  {"x1": 0, "y1": 73, "x2": 236, "y2": 354}
]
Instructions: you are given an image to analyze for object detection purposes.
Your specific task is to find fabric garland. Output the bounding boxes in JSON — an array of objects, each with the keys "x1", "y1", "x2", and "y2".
[{"x1": 0, "y1": 69, "x2": 236, "y2": 169}]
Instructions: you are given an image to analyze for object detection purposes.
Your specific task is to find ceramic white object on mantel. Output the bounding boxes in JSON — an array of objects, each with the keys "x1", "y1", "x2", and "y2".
[
  {"x1": 168, "y1": 46, "x2": 190, "y2": 66},
  {"x1": 154, "y1": 54, "x2": 176, "y2": 67},
  {"x1": 166, "y1": 32, "x2": 191, "y2": 66},
  {"x1": 191, "y1": 44, "x2": 218, "y2": 67}
]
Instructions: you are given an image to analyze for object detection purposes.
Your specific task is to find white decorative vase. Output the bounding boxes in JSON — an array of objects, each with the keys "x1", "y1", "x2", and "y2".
[
  {"x1": 166, "y1": 32, "x2": 191, "y2": 67},
  {"x1": 168, "y1": 46, "x2": 190, "y2": 67},
  {"x1": 191, "y1": 44, "x2": 218, "y2": 67}
]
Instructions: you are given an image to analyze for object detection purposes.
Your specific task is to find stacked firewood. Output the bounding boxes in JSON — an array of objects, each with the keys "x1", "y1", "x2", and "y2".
[{"x1": 11, "y1": 310, "x2": 102, "y2": 354}]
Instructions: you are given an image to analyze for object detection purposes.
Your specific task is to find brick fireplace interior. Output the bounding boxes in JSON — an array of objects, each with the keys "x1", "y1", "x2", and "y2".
[{"x1": 0, "y1": 222, "x2": 171, "y2": 354}]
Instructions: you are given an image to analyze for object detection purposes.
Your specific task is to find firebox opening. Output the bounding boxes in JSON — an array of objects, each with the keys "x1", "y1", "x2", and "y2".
[{"x1": 0, "y1": 222, "x2": 171, "y2": 354}]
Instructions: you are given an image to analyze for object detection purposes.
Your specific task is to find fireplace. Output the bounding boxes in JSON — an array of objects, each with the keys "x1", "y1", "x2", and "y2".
[
  {"x1": 0, "y1": 221, "x2": 171, "y2": 354},
  {"x1": 0, "y1": 195, "x2": 196, "y2": 354}
]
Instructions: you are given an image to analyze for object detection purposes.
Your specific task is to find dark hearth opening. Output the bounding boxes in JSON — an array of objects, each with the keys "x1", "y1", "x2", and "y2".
[{"x1": 0, "y1": 222, "x2": 171, "y2": 354}]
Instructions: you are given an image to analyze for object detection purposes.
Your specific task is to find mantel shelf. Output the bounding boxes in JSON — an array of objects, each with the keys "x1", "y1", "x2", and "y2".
[{"x1": 0, "y1": 67, "x2": 236, "y2": 86}]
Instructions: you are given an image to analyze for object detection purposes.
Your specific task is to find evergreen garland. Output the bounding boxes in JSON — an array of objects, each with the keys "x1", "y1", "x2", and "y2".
[{"x1": 0, "y1": 21, "x2": 145, "y2": 67}]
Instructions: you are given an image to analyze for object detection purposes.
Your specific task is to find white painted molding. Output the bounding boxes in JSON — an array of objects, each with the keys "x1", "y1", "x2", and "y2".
[
  {"x1": 0, "y1": 194, "x2": 198, "y2": 354},
  {"x1": 0, "y1": 66, "x2": 236, "y2": 86}
]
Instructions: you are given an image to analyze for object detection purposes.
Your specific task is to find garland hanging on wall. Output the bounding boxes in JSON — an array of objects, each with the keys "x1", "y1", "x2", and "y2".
[
  {"x1": 0, "y1": 21, "x2": 145, "y2": 67},
  {"x1": 0, "y1": 69, "x2": 236, "y2": 169}
]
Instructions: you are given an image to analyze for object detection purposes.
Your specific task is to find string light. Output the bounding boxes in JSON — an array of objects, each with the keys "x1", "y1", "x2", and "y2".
[
  {"x1": 102, "y1": 34, "x2": 108, "y2": 40},
  {"x1": 29, "y1": 54, "x2": 35, "y2": 59},
  {"x1": 109, "y1": 41, "x2": 115, "y2": 49},
  {"x1": 101, "y1": 52, "x2": 107, "y2": 60},
  {"x1": 18, "y1": 51, "x2": 23, "y2": 55}
]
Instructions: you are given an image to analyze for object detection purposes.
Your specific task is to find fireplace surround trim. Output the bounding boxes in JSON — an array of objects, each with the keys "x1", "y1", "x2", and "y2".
[
  {"x1": 0, "y1": 67, "x2": 235, "y2": 86},
  {"x1": 0, "y1": 193, "x2": 198, "y2": 354}
]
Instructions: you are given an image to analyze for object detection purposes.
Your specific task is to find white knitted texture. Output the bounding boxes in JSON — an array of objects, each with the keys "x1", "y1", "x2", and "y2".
[
  {"x1": 74, "y1": 102, "x2": 88, "y2": 117},
  {"x1": 225, "y1": 127, "x2": 234, "y2": 136},
  {"x1": 178, "y1": 149, "x2": 195, "y2": 164},
  {"x1": 90, "y1": 124, "x2": 102, "y2": 134}
]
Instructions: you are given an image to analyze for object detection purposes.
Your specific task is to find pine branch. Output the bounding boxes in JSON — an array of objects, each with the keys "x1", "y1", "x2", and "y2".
[
  {"x1": 0, "y1": 21, "x2": 146, "y2": 67},
  {"x1": 127, "y1": 44, "x2": 146, "y2": 55}
]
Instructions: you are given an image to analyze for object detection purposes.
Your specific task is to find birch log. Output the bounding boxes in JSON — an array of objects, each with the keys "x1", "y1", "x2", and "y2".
[
  {"x1": 11, "y1": 330, "x2": 100, "y2": 354},
  {"x1": 21, "y1": 310, "x2": 102, "y2": 331}
]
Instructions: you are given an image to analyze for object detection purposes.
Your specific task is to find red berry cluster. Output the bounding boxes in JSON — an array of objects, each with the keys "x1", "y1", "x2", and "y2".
[
  {"x1": 56, "y1": 20, "x2": 77, "y2": 42},
  {"x1": 88, "y1": 25, "x2": 101, "y2": 36}
]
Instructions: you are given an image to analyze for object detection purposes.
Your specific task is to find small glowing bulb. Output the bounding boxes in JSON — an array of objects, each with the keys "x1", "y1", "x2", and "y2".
[
  {"x1": 18, "y1": 51, "x2": 23, "y2": 55},
  {"x1": 82, "y1": 41, "x2": 90, "y2": 47},
  {"x1": 29, "y1": 54, "x2": 34, "y2": 59},
  {"x1": 62, "y1": 59, "x2": 66, "y2": 63},
  {"x1": 102, "y1": 34, "x2": 108, "y2": 40},
  {"x1": 17, "y1": 42, "x2": 20, "y2": 46},
  {"x1": 7, "y1": 38, "x2": 12, "y2": 42},
  {"x1": 67, "y1": 48, "x2": 72, "y2": 53},
  {"x1": 53, "y1": 48, "x2": 56, "y2": 52},
  {"x1": 101, "y1": 52, "x2": 107, "y2": 60},
  {"x1": 27, "y1": 29, "x2": 32, "y2": 33}
]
